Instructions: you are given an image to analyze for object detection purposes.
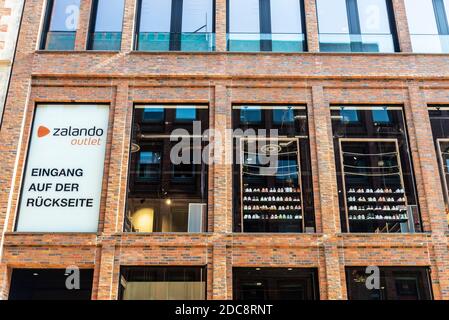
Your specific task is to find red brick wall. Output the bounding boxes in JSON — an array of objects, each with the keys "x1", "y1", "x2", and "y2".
[{"x1": 0, "y1": 0, "x2": 448, "y2": 300}]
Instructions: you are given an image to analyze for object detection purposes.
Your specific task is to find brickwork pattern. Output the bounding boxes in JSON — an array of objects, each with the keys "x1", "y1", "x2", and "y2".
[{"x1": 0, "y1": 0, "x2": 448, "y2": 300}]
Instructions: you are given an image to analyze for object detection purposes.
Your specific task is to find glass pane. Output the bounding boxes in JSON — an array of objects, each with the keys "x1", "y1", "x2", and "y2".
[
  {"x1": 175, "y1": 108, "x2": 197, "y2": 121},
  {"x1": 140, "y1": 0, "x2": 172, "y2": 32},
  {"x1": 404, "y1": 0, "x2": 438, "y2": 35},
  {"x1": 410, "y1": 34, "x2": 449, "y2": 53},
  {"x1": 317, "y1": 0, "x2": 349, "y2": 34},
  {"x1": 94, "y1": 0, "x2": 124, "y2": 32},
  {"x1": 143, "y1": 108, "x2": 164, "y2": 122},
  {"x1": 273, "y1": 108, "x2": 295, "y2": 124},
  {"x1": 182, "y1": 0, "x2": 213, "y2": 33},
  {"x1": 49, "y1": 0, "x2": 80, "y2": 31},
  {"x1": 240, "y1": 107, "x2": 262, "y2": 124},
  {"x1": 445, "y1": 0, "x2": 449, "y2": 24},
  {"x1": 229, "y1": 0, "x2": 260, "y2": 33},
  {"x1": 357, "y1": 0, "x2": 391, "y2": 34},
  {"x1": 372, "y1": 109, "x2": 390, "y2": 123},
  {"x1": 270, "y1": 0, "x2": 302, "y2": 34},
  {"x1": 341, "y1": 109, "x2": 359, "y2": 123}
]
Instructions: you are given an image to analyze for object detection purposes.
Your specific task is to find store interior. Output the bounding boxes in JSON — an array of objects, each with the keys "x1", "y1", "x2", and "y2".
[
  {"x1": 125, "y1": 105, "x2": 209, "y2": 233},
  {"x1": 331, "y1": 106, "x2": 422, "y2": 233},
  {"x1": 119, "y1": 266, "x2": 206, "y2": 300},
  {"x1": 346, "y1": 267, "x2": 433, "y2": 300},
  {"x1": 232, "y1": 105, "x2": 315, "y2": 233}
]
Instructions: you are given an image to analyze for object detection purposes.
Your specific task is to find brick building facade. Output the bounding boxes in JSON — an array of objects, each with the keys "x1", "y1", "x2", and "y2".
[{"x1": 0, "y1": 0, "x2": 449, "y2": 300}]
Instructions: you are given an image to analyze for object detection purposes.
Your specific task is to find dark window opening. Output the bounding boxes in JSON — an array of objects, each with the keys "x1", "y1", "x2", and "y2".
[
  {"x1": 125, "y1": 105, "x2": 209, "y2": 233},
  {"x1": 232, "y1": 105, "x2": 315, "y2": 233},
  {"x1": 233, "y1": 268, "x2": 319, "y2": 300},
  {"x1": 8, "y1": 269, "x2": 93, "y2": 300},
  {"x1": 331, "y1": 106, "x2": 422, "y2": 233},
  {"x1": 119, "y1": 266, "x2": 206, "y2": 300},
  {"x1": 346, "y1": 267, "x2": 433, "y2": 300}
]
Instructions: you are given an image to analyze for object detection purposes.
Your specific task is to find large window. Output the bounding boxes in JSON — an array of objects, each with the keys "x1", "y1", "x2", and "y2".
[
  {"x1": 331, "y1": 106, "x2": 422, "y2": 233},
  {"x1": 9, "y1": 269, "x2": 94, "y2": 300},
  {"x1": 119, "y1": 267, "x2": 206, "y2": 300},
  {"x1": 346, "y1": 267, "x2": 433, "y2": 300},
  {"x1": 125, "y1": 105, "x2": 209, "y2": 233},
  {"x1": 40, "y1": 0, "x2": 80, "y2": 50},
  {"x1": 317, "y1": 0, "x2": 397, "y2": 52},
  {"x1": 136, "y1": 0, "x2": 215, "y2": 51},
  {"x1": 227, "y1": 0, "x2": 306, "y2": 52},
  {"x1": 88, "y1": 0, "x2": 125, "y2": 50},
  {"x1": 233, "y1": 268, "x2": 319, "y2": 300},
  {"x1": 232, "y1": 106, "x2": 315, "y2": 233},
  {"x1": 429, "y1": 106, "x2": 449, "y2": 223},
  {"x1": 405, "y1": 0, "x2": 449, "y2": 53}
]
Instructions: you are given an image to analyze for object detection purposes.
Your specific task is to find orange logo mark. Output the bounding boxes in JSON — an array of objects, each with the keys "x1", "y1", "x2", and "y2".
[{"x1": 37, "y1": 126, "x2": 50, "y2": 138}]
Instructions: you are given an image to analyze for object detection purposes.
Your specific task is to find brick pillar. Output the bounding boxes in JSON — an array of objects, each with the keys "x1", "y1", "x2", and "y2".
[
  {"x1": 74, "y1": 0, "x2": 92, "y2": 51},
  {"x1": 304, "y1": 0, "x2": 320, "y2": 52},
  {"x1": 102, "y1": 83, "x2": 130, "y2": 234},
  {"x1": 211, "y1": 84, "x2": 231, "y2": 299},
  {"x1": 215, "y1": 0, "x2": 227, "y2": 52},
  {"x1": 392, "y1": 0, "x2": 413, "y2": 52},
  {"x1": 407, "y1": 84, "x2": 449, "y2": 299},
  {"x1": 121, "y1": 0, "x2": 136, "y2": 52},
  {"x1": 0, "y1": 263, "x2": 9, "y2": 300},
  {"x1": 212, "y1": 244, "x2": 229, "y2": 299},
  {"x1": 311, "y1": 86, "x2": 344, "y2": 299},
  {"x1": 96, "y1": 239, "x2": 117, "y2": 300},
  {"x1": 408, "y1": 84, "x2": 447, "y2": 233},
  {"x1": 213, "y1": 84, "x2": 232, "y2": 233}
]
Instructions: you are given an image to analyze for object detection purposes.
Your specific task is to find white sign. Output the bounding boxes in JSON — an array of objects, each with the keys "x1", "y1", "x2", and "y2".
[{"x1": 16, "y1": 104, "x2": 109, "y2": 232}]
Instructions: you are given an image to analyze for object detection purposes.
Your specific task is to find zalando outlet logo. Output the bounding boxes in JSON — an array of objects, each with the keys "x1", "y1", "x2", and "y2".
[{"x1": 37, "y1": 125, "x2": 104, "y2": 146}]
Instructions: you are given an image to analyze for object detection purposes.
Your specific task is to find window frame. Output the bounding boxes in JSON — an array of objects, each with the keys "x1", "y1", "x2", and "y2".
[
  {"x1": 316, "y1": 0, "x2": 399, "y2": 52},
  {"x1": 226, "y1": 0, "x2": 307, "y2": 52},
  {"x1": 135, "y1": 0, "x2": 216, "y2": 51},
  {"x1": 87, "y1": 0, "x2": 125, "y2": 50}
]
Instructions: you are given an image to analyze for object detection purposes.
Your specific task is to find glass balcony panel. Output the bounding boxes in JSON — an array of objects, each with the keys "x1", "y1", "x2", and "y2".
[
  {"x1": 227, "y1": 33, "x2": 305, "y2": 52},
  {"x1": 410, "y1": 34, "x2": 449, "y2": 53},
  {"x1": 44, "y1": 31, "x2": 76, "y2": 50},
  {"x1": 227, "y1": 33, "x2": 261, "y2": 52},
  {"x1": 137, "y1": 32, "x2": 215, "y2": 51},
  {"x1": 137, "y1": 32, "x2": 171, "y2": 51},
  {"x1": 271, "y1": 33, "x2": 305, "y2": 52},
  {"x1": 180, "y1": 33, "x2": 216, "y2": 52},
  {"x1": 319, "y1": 34, "x2": 395, "y2": 53},
  {"x1": 90, "y1": 32, "x2": 122, "y2": 51}
]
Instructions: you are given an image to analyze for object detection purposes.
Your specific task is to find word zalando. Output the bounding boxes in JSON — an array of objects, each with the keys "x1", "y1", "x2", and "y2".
[{"x1": 38, "y1": 125, "x2": 104, "y2": 146}]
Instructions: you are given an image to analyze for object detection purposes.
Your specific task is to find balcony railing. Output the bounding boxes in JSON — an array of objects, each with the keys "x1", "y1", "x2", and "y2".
[
  {"x1": 410, "y1": 34, "x2": 449, "y2": 53},
  {"x1": 89, "y1": 32, "x2": 122, "y2": 51},
  {"x1": 227, "y1": 33, "x2": 306, "y2": 52},
  {"x1": 319, "y1": 33, "x2": 396, "y2": 53},
  {"x1": 44, "y1": 31, "x2": 76, "y2": 50},
  {"x1": 136, "y1": 32, "x2": 215, "y2": 52}
]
